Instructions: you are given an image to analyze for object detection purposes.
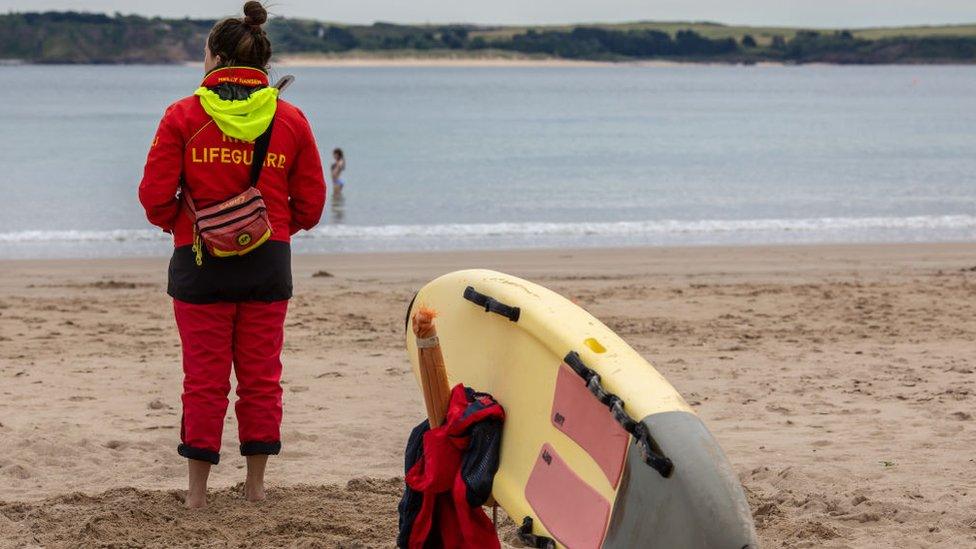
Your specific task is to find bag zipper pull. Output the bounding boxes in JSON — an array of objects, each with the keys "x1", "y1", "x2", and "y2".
[{"x1": 192, "y1": 227, "x2": 203, "y2": 267}]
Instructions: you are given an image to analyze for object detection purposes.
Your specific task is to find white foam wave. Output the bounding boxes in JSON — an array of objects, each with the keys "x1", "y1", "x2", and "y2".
[
  {"x1": 299, "y1": 215, "x2": 976, "y2": 240},
  {"x1": 0, "y1": 228, "x2": 167, "y2": 243},
  {"x1": 2, "y1": 215, "x2": 975, "y2": 244}
]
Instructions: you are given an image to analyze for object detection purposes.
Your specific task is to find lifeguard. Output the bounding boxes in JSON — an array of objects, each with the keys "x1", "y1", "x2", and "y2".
[{"x1": 138, "y1": 0, "x2": 326, "y2": 510}]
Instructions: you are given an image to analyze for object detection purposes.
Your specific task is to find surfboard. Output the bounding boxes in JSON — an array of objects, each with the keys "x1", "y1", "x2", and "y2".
[{"x1": 405, "y1": 269, "x2": 757, "y2": 549}]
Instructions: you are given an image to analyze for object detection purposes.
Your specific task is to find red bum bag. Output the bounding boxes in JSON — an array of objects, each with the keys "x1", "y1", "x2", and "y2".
[{"x1": 186, "y1": 186, "x2": 271, "y2": 259}]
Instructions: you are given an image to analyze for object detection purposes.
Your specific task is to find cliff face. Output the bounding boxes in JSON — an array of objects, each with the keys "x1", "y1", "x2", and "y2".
[
  {"x1": 0, "y1": 13, "x2": 212, "y2": 63},
  {"x1": 1, "y1": 12, "x2": 974, "y2": 64}
]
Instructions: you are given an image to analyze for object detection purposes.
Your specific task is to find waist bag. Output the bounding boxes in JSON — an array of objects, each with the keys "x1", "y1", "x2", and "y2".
[{"x1": 182, "y1": 116, "x2": 275, "y2": 266}]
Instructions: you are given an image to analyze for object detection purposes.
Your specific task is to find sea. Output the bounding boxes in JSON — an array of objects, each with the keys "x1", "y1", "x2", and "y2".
[{"x1": 0, "y1": 64, "x2": 974, "y2": 259}]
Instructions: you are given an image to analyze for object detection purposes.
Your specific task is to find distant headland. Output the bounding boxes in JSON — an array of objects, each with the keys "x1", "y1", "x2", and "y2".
[{"x1": 2, "y1": 12, "x2": 975, "y2": 65}]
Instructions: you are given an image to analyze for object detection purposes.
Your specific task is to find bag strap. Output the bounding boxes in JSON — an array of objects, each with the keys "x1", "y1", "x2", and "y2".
[
  {"x1": 249, "y1": 116, "x2": 275, "y2": 187},
  {"x1": 180, "y1": 112, "x2": 275, "y2": 217},
  {"x1": 181, "y1": 74, "x2": 295, "y2": 219},
  {"x1": 180, "y1": 175, "x2": 197, "y2": 218}
]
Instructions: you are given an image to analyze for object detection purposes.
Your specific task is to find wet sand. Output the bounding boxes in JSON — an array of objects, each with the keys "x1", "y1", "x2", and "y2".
[{"x1": 1, "y1": 242, "x2": 975, "y2": 547}]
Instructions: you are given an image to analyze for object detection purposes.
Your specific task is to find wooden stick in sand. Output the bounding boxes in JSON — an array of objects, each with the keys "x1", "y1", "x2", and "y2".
[
  {"x1": 412, "y1": 306, "x2": 452, "y2": 428},
  {"x1": 412, "y1": 306, "x2": 500, "y2": 510}
]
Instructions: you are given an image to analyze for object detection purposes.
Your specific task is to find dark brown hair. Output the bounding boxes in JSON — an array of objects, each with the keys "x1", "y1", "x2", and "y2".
[
  {"x1": 333, "y1": 148, "x2": 344, "y2": 160},
  {"x1": 208, "y1": 1, "x2": 272, "y2": 70}
]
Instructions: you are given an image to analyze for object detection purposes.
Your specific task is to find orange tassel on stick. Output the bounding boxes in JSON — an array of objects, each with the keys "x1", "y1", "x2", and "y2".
[{"x1": 412, "y1": 306, "x2": 452, "y2": 428}]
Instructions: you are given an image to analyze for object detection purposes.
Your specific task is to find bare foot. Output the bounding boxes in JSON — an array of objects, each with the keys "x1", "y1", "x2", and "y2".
[
  {"x1": 244, "y1": 454, "x2": 269, "y2": 502},
  {"x1": 244, "y1": 481, "x2": 266, "y2": 502},
  {"x1": 185, "y1": 459, "x2": 211, "y2": 509},
  {"x1": 184, "y1": 491, "x2": 207, "y2": 509}
]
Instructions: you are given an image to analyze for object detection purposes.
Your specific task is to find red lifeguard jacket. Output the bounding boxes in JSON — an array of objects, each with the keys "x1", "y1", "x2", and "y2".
[
  {"x1": 139, "y1": 66, "x2": 326, "y2": 248},
  {"x1": 400, "y1": 385, "x2": 505, "y2": 549}
]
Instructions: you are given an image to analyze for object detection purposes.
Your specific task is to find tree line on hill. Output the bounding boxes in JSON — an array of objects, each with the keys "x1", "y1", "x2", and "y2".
[{"x1": 2, "y1": 12, "x2": 974, "y2": 64}]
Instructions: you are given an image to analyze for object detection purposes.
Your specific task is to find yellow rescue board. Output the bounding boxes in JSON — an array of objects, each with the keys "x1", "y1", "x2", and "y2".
[{"x1": 405, "y1": 270, "x2": 756, "y2": 549}]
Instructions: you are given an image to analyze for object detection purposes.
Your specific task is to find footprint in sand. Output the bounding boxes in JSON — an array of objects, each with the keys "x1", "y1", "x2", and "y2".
[
  {"x1": 147, "y1": 399, "x2": 172, "y2": 410},
  {"x1": 2, "y1": 464, "x2": 31, "y2": 479},
  {"x1": 765, "y1": 404, "x2": 792, "y2": 415}
]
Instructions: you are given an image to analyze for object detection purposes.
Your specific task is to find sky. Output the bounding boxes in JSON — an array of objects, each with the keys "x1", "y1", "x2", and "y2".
[{"x1": 2, "y1": 0, "x2": 975, "y2": 28}]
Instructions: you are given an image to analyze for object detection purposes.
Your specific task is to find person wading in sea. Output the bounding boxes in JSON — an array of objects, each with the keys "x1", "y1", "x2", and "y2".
[
  {"x1": 138, "y1": 1, "x2": 326, "y2": 509},
  {"x1": 331, "y1": 147, "x2": 346, "y2": 194}
]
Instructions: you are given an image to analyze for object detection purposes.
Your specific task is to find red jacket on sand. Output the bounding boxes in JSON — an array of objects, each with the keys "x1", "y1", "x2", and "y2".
[
  {"x1": 403, "y1": 385, "x2": 505, "y2": 549},
  {"x1": 139, "y1": 67, "x2": 326, "y2": 247}
]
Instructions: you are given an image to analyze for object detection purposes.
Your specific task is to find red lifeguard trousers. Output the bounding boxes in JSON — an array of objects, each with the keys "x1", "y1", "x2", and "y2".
[{"x1": 173, "y1": 299, "x2": 289, "y2": 464}]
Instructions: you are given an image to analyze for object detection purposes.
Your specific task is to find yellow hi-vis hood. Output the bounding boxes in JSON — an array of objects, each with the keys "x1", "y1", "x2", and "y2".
[{"x1": 194, "y1": 86, "x2": 278, "y2": 142}]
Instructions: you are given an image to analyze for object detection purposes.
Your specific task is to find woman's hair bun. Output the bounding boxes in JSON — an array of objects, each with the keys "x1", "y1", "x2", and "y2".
[{"x1": 242, "y1": 1, "x2": 268, "y2": 27}]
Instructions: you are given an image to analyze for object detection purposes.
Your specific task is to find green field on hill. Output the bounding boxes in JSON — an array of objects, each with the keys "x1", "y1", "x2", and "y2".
[
  {"x1": 469, "y1": 21, "x2": 976, "y2": 45},
  {"x1": 2, "y1": 12, "x2": 975, "y2": 64}
]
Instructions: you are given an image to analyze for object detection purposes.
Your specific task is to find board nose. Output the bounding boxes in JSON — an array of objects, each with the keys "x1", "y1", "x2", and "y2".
[{"x1": 602, "y1": 411, "x2": 758, "y2": 549}]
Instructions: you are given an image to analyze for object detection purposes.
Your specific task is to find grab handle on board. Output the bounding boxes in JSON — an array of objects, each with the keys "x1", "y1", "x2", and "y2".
[
  {"x1": 463, "y1": 286, "x2": 521, "y2": 322},
  {"x1": 517, "y1": 517, "x2": 556, "y2": 549}
]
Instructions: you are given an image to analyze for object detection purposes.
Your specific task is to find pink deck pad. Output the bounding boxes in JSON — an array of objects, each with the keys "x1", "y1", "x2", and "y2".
[
  {"x1": 525, "y1": 443, "x2": 612, "y2": 549},
  {"x1": 551, "y1": 363, "x2": 630, "y2": 487}
]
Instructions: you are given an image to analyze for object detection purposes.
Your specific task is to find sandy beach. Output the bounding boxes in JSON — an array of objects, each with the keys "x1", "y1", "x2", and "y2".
[
  {"x1": 273, "y1": 52, "x2": 614, "y2": 67},
  {"x1": 271, "y1": 52, "x2": 775, "y2": 68},
  {"x1": 1, "y1": 242, "x2": 975, "y2": 547}
]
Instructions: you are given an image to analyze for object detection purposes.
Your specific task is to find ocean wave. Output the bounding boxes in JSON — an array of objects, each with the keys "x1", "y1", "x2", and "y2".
[
  {"x1": 0, "y1": 228, "x2": 166, "y2": 243},
  {"x1": 300, "y1": 215, "x2": 976, "y2": 239},
  {"x1": 2, "y1": 215, "x2": 975, "y2": 244}
]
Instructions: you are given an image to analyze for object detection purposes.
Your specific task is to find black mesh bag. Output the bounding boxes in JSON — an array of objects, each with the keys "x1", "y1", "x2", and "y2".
[
  {"x1": 397, "y1": 419, "x2": 429, "y2": 548},
  {"x1": 460, "y1": 417, "x2": 503, "y2": 507}
]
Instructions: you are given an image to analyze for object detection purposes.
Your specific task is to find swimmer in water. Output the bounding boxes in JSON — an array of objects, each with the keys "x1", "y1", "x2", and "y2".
[{"x1": 331, "y1": 148, "x2": 346, "y2": 194}]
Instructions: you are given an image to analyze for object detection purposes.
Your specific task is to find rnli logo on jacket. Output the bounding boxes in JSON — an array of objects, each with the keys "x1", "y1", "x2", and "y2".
[{"x1": 237, "y1": 233, "x2": 252, "y2": 247}]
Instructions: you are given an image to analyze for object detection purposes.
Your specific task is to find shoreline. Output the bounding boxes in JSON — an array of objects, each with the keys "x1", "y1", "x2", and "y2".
[
  {"x1": 274, "y1": 52, "x2": 616, "y2": 67},
  {"x1": 1, "y1": 239, "x2": 974, "y2": 267},
  {"x1": 272, "y1": 53, "x2": 788, "y2": 68},
  {"x1": 4, "y1": 212, "x2": 975, "y2": 261}
]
